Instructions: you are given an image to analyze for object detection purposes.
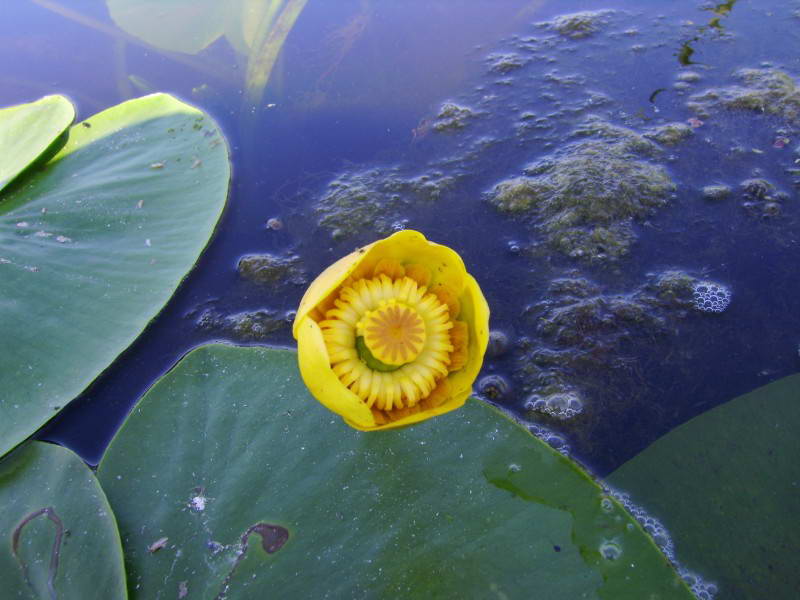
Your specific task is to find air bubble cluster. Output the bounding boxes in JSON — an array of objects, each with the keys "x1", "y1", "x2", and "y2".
[
  {"x1": 692, "y1": 281, "x2": 731, "y2": 313},
  {"x1": 679, "y1": 569, "x2": 719, "y2": 600},
  {"x1": 528, "y1": 424, "x2": 571, "y2": 456},
  {"x1": 610, "y1": 489, "x2": 675, "y2": 560},
  {"x1": 525, "y1": 391, "x2": 583, "y2": 420},
  {"x1": 608, "y1": 488, "x2": 718, "y2": 599}
]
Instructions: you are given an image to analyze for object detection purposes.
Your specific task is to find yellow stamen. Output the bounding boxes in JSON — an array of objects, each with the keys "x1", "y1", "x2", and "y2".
[
  {"x1": 357, "y1": 300, "x2": 426, "y2": 366},
  {"x1": 319, "y1": 272, "x2": 467, "y2": 418},
  {"x1": 405, "y1": 263, "x2": 432, "y2": 287},
  {"x1": 431, "y1": 283, "x2": 461, "y2": 318},
  {"x1": 448, "y1": 320, "x2": 469, "y2": 372},
  {"x1": 373, "y1": 258, "x2": 405, "y2": 280},
  {"x1": 423, "y1": 378, "x2": 451, "y2": 408}
]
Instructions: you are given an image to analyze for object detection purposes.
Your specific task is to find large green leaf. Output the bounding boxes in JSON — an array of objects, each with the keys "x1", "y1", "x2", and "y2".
[
  {"x1": 0, "y1": 95, "x2": 74, "y2": 193},
  {"x1": 0, "y1": 93, "x2": 230, "y2": 457},
  {"x1": 608, "y1": 374, "x2": 800, "y2": 600},
  {"x1": 0, "y1": 441, "x2": 126, "y2": 599},
  {"x1": 98, "y1": 344, "x2": 691, "y2": 599}
]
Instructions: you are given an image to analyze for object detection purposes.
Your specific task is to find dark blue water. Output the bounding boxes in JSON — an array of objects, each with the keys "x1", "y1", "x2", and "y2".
[{"x1": 3, "y1": 0, "x2": 798, "y2": 481}]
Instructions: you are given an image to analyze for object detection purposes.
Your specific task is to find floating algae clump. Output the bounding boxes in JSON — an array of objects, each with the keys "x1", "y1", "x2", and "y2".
[
  {"x1": 488, "y1": 118, "x2": 675, "y2": 261},
  {"x1": 315, "y1": 169, "x2": 456, "y2": 240},
  {"x1": 510, "y1": 270, "x2": 716, "y2": 422},
  {"x1": 488, "y1": 53, "x2": 526, "y2": 74},
  {"x1": 196, "y1": 308, "x2": 287, "y2": 340},
  {"x1": 688, "y1": 68, "x2": 800, "y2": 125},
  {"x1": 646, "y1": 270, "x2": 697, "y2": 309},
  {"x1": 432, "y1": 102, "x2": 476, "y2": 131},
  {"x1": 237, "y1": 253, "x2": 305, "y2": 285},
  {"x1": 701, "y1": 184, "x2": 732, "y2": 201},
  {"x1": 317, "y1": 170, "x2": 402, "y2": 240},
  {"x1": 536, "y1": 10, "x2": 615, "y2": 39},
  {"x1": 644, "y1": 122, "x2": 694, "y2": 146}
]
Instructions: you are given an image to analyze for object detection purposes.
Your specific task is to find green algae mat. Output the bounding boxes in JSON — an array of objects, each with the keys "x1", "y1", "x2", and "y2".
[
  {"x1": 609, "y1": 373, "x2": 800, "y2": 600},
  {"x1": 0, "y1": 93, "x2": 230, "y2": 458}
]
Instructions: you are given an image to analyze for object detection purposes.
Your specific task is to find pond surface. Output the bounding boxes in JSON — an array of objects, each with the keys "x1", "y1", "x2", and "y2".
[{"x1": 3, "y1": 0, "x2": 799, "y2": 595}]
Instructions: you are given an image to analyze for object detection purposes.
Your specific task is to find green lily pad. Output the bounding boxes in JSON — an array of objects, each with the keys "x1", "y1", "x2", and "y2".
[
  {"x1": 608, "y1": 373, "x2": 800, "y2": 600},
  {"x1": 0, "y1": 93, "x2": 230, "y2": 458},
  {"x1": 98, "y1": 344, "x2": 691, "y2": 599},
  {"x1": 0, "y1": 441, "x2": 126, "y2": 599},
  {"x1": 0, "y1": 95, "x2": 74, "y2": 192}
]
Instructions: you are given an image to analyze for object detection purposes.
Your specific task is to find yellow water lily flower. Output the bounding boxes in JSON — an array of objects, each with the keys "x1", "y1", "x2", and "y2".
[{"x1": 293, "y1": 230, "x2": 490, "y2": 431}]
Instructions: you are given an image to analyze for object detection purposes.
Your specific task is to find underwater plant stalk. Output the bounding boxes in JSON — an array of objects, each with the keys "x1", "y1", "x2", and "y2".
[{"x1": 243, "y1": 0, "x2": 309, "y2": 110}]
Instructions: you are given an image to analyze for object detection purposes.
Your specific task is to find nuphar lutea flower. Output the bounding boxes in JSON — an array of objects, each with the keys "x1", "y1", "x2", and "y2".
[{"x1": 293, "y1": 230, "x2": 489, "y2": 430}]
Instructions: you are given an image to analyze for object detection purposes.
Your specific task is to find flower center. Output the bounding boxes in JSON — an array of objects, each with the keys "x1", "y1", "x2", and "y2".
[
  {"x1": 357, "y1": 300, "x2": 426, "y2": 366},
  {"x1": 317, "y1": 269, "x2": 469, "y2": 419}
]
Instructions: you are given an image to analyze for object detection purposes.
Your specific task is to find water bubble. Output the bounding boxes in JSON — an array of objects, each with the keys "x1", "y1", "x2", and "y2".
[
  {"x1": 606, "y1": 487, "x2": 675, "y2": 561},
  {"x1": 692, "y1": 281, "x2": 731, "y2": 313},
  {"x1": 508, "y1": 463, "x2": 522, "y2": 473},
  {"x1": 390, "y1": 219, "x2": 409, "y2": 232},
  {"x1": 487, "y1": 330, "x2": 510, "y2": 357},
  {"x1": 678, "y1": 568, "x2": 719, "y2": 599},
  {"x1": 265, "y1": 217, "x2": 283, "y2": 230},
  {"x1": 599, "y1": 540, "x2": 622, "y2": 561},
  {"x1": 528, "y1": 424, "x2": 571, "y2": 455},
  {"x1": 600, "y1": 497, "x2": 614, "y2": 513},
  {"x1": 762, "y1": 201, "x2": 781, "y2": 217},
  {"x1": 478, "y1": 375, "x2": 511, "y2": 401},
  {"x1": 525, "y1": 391, "x2": 583, "y2": 420}
]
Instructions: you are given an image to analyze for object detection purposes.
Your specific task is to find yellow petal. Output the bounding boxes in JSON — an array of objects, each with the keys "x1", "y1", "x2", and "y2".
[
  {"x1": 295, "y1": 316, "x2": 375, "y2": 427},
  {"x1": 293, "y1": 245, "x2": 374, "y2": 339},
  {"x1": 447, "y1": 273, "x2": 490, "y2": 401},
  {"x1": 344, "y1": 391, "x2": 466, "y2": 431}
]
